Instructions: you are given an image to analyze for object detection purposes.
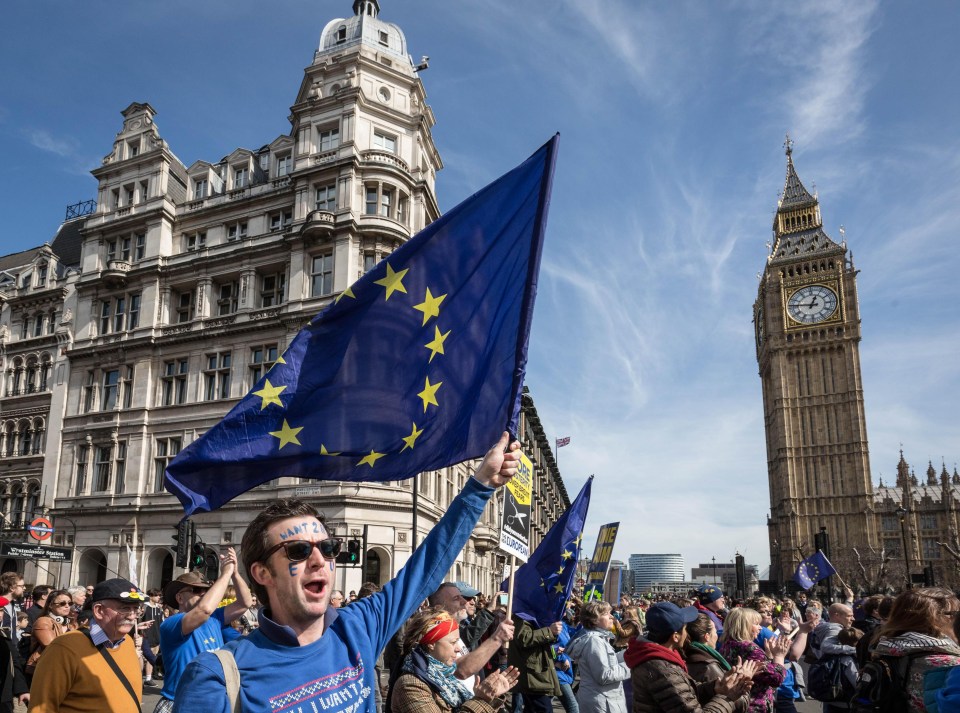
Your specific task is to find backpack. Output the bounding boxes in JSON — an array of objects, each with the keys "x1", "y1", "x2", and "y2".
[
  {"x1": 850, "y1": 653, "x2": 916, "y2": 713},
  {"x1": 808, "y1": 655, "x2": 853, "y2": 702}
]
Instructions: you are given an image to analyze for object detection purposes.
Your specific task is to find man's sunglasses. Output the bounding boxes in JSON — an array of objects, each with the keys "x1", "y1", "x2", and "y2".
[{"x1": 264, "y1": 538, "x2": 343, "y2": 563}]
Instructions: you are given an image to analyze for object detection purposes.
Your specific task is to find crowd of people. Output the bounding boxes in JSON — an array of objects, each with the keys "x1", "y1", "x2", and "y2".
[{"x1": 3, "y1": 434, "x2": 960, "y2": 712}]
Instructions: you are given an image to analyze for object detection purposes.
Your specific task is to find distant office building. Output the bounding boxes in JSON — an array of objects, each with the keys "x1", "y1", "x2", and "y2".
[
  {"x1": 629, "y1": 553, "x2": 684, "y2": 592},
  {"x1": 691, "y1": 562, "x2": 760, "y2": 599},
  {"x1": 604, "y1": 559, "x2": 626, "y2": 603}
]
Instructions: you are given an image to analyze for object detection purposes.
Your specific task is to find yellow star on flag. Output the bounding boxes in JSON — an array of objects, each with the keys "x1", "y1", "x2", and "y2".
[
  {"x1": 269, "y1": 420, "x2": 303, "y2": 449},
  {"x1": 556, "y1": 565, "x2": 565, "y2": 576},
  {"x1": 276, "y1": 355, "x2": 286, "y2": 365},
  {"x1": 357, "y1": 450, "x2": 387, "y2": 468},
  {"x1": 320, "y1": 445, "x2": 341, "y2": 456},
  {"x1": 418, "y1": 376, "x2": 442, "y2": 412},
  {"x1": 335, "y1": 286, "x2": 356, "y2": 304},
  {"x1": 574, "y1": 532, "x2": 583, "y2": 546},
  {"x1": 561, "y1": 549, "x2": 573, "y2": 560},
  {"x1": 252, "y1": 379, "x2": 286, "y2": 410},
  {"x1": 412, "y1": 288, "x2": 447, "y2": 326},
  {"x1": 374, "y1": 263, "x2": 409, "y2": 301},
  {"x1": 424, "y1": 326, "x2": 451, "y2": 363},
  {"x1": 401, "y1": 422, "x2": 424, "y2": 452},
  {"x1": 553, "y1": 582, "x2": 565, "y2": 594}
]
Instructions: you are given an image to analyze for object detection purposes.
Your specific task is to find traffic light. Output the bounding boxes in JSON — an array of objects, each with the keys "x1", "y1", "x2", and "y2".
[
  {"x1": 172, "y1": 519, "x2": 192, "y2": 568},
  {"x1": 336, "y1": 539, "x2": 362, "y2": 566},
  {"x1": 204, "y1": 552, "x2": 220, "y2": 581},
  {"x1": 191, "y1": 542, "x2": 206, "y2": 570}
]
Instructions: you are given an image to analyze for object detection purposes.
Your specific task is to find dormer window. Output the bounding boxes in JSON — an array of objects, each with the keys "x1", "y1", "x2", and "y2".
[
  {"x1": 194, "y1": 179, "x2": 208, "y2": 200},
  {"x1": 127, "y1": 141, "x2": 139, "y2": 159},
  {"x1": 234, "y1": 168, "x2": 248, "y2": 189},
  {"x1": 379, "y1": 30, "x2": 389, "y2": 46},
  {"x1": 277, "y1": 155, "x2": 292, "y2": 177},
  {"x1": 36, "y1": 264, "x2": 47, "y2": 288},
  {"x1": 336, "y1": 26, "x2": 347, "y2": 43}
]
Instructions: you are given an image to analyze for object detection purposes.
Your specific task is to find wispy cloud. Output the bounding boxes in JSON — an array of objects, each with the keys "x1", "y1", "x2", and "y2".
[
  {"x1": 27, "y1": 129, "x2": 75, "y2": 158},
  {"x1": 741, "y1": 0, "x2": 880, "y2": 149}
]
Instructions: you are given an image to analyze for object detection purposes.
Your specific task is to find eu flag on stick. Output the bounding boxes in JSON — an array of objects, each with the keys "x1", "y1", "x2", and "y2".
[
  {"x1": 165, "y1": 136, "x2": 559, "y2": 515},
  {"x1": 793, "y1": 550, "x2": 837, "y2": 590},
  {"x1": 507, "y1": 477, "x2": 592, "y2": 627}
]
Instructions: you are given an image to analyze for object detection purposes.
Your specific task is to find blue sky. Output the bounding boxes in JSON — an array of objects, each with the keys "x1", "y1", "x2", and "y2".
[{"x1": 2, "y1": 1, "x2": 959, "y2": 577}]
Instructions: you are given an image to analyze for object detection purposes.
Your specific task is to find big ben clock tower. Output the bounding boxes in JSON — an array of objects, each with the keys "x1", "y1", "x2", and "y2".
[{"x1": 755, "y1": 138, "x2": 878, "y2": 588}]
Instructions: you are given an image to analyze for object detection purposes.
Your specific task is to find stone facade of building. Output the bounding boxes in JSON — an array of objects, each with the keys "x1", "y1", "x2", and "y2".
[{"x1": 0, "y1": 0, "x2": 569, "y2": 595}]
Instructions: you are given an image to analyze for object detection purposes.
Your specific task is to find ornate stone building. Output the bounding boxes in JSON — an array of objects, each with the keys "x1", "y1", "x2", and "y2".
[
  {"x1": 755, "y1": 140, "x2": 878, "y2": 588},
  {"x1": 873, "y1": 454, "x2": 960, "y2": 590},
  {"x1": 0, "y1": 0, "x2": 570, "y2": 594}
]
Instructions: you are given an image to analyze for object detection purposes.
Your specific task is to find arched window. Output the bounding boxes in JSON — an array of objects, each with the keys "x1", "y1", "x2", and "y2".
[
  {"x1": 17, "y1": 420, "x2": 31, "y2": 456},
  {"x1": 11, "y1": 486, "x2": 24, "y2": 526},
  {"x1": 31, "y1": 418, "x2": 44, "y2": 454},
  {"x1": 25, "y1": 483, "x2": 40, "y2": 522},
  {"x1": 11, "y1": 358, "x2": 23, "y2": 394},
  {"x1": 25, "y1": 357, "x2": 38, "y2": 393},
  {"x1": 39, "y1": 355, "x2": 52, "y2": 391}
]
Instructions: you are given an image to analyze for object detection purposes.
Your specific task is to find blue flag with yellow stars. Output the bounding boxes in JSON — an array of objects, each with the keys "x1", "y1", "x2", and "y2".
[
  {"x1": 164, "y1": 136, "x2": 558, "y2": 515},
  {"x1": 506, "y1": 477, "x2": 592, "y2": 627},
  {"x1": 793, "y1": 550, "x2": 837, "y2": 590}
]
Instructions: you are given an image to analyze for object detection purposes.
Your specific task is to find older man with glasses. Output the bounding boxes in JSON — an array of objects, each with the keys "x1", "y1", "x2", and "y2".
[
  {"x1": 28, "y1": 578, "x2": 146, "y2": 712},
  {"x1": 175, "y1": 432, "x2": 522, "y2": 713}
]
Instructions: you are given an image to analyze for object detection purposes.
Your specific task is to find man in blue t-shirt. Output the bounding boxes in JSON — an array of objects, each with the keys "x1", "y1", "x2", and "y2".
[
  {"x1": 156, "y1": 547, "x2": 254, "y2": 712},
  {"x1": 175, "y1": 432, "x2": 522, "y2": 713}
]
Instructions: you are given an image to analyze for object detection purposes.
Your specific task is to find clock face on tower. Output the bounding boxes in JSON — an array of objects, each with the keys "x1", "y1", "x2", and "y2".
[{"x1": 786, "y1": 284, "x2": 838, "y2": 324}]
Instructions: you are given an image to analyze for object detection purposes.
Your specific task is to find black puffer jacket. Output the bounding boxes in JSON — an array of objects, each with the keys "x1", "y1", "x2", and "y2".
[{"x1": 627, "y1": 640, "x2": 737, "y2": 713}]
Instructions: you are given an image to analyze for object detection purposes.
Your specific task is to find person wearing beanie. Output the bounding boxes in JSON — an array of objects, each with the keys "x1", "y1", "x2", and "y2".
[
  {"x1": 694, "y1": 585, "x2": 726, "y2": 638},
  {"x1": 626, "y1": 602, "x2": 756, "y2": 713}
]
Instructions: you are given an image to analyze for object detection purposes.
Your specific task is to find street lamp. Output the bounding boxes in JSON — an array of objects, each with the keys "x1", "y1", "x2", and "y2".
[
  {"x1": 896, "y1": 506, "x2": 912, "y2": 589},
  {"x1": 711, "y1": 556, "x2": 718, "y2": 586}
]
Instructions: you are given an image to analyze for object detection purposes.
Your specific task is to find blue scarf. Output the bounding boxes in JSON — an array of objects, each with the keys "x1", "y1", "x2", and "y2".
[{"x1": 402, "y1": 647, "x2": 472, "y2": 708}]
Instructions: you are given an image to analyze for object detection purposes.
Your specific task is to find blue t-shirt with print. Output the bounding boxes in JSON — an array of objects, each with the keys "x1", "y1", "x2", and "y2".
[{"x1": 160, "y1": 607, "x2": 227, "y2": 700}]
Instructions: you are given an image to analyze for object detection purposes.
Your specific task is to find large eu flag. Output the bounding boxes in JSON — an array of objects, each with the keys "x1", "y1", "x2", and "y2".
[
  {"x1": 165, "y1": 137, "x2": 559, "y2": 515},
  {"x1": 508, "y1": 477, "x2": 592, "y2": 627},
  {"x1": 793, "y1": 550, "x2": 837, "y2": 590}
]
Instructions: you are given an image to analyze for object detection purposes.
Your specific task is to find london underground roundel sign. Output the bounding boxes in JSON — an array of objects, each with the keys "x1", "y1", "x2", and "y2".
[{"x1": 27, "y1": 517, "x2": 54, "y2": 542}]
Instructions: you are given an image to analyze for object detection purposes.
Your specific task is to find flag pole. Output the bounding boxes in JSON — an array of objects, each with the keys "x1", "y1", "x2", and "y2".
[{"x1": 505, "y1": 555, "x2": 517, "y2": 651}]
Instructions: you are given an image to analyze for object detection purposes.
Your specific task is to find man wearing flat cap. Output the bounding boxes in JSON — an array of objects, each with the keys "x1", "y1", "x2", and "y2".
[
  {"x1": 155, "y1": 546, "x2": 254, "y2": 713},
  {"x1": 626, "y1": 601, "x2": 755, "y2": 712},
  {"x1": 28, "y1": 578, "x2": 146, "y2": 713}
]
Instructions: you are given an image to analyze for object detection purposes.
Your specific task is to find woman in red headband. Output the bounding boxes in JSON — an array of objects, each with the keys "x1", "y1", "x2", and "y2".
[{"x1": 390, "y1": 607, "x2": 519, "y2": 713}]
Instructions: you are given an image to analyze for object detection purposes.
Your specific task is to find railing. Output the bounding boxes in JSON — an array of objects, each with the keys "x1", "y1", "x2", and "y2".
[
  {"x1": 361, "y1": 149, "x2": 409, "y2": 172},
  {"x1": 3, "y1": 385, "x2": 51, "y2": 397},
  {"x1": 65, "y1": 199, "x2": 96, "y2": 220}
]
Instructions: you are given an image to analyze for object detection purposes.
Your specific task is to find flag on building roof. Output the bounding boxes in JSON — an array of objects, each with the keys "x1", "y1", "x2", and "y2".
[
  {"x1": 507, "y1": 476, "x2": 592, "y2": 627},
  {"x1": 165, "y1": 136, "x2": 559, "y2": 515},
  {"x1": 556, "y1": 436, "x2": 571, "y2": 448},
  {"x1": 793, "y1": 550, "x2": 837, "y2": 590}
]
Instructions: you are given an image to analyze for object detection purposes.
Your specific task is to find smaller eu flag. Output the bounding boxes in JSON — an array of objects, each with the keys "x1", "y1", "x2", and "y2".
[
  {"x1": 508, "y1": 477, "x2": 592, "y2": 627},
  {"x1": 793, "y1": 550, "x2": 837, "y2": 590}
]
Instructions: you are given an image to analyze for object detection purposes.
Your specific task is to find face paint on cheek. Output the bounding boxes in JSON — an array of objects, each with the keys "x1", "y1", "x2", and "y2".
[{"x1": 288, "y1": 563, "x2": 299, "y2": 577}]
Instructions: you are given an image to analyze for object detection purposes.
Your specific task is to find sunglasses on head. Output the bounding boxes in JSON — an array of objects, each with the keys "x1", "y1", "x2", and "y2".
[{"x1": 264, "y1": 538, "x2": 343, "y2": 563}]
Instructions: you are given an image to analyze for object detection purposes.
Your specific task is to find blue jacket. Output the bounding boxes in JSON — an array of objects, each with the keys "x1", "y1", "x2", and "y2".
[{"x1": 174, "y1": 477, "x2": 495, "y2": 713}]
